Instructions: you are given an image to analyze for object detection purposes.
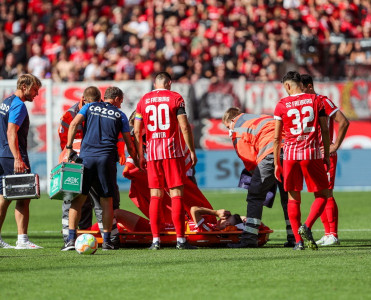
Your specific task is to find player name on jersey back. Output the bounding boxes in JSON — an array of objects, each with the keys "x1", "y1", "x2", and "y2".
[{"x1": 151, "y1": 132, "x2": 166, "y2": 138}]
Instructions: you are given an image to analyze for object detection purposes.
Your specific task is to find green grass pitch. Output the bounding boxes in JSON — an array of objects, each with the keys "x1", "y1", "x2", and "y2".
[{"x1": 1, "y1": 191, "x2": 370, "y2": 300}]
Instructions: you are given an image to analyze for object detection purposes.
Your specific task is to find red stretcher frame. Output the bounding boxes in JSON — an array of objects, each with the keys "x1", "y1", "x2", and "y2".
[{"x1": 77, "y1": 228, "x2": 274, "y2": 248}]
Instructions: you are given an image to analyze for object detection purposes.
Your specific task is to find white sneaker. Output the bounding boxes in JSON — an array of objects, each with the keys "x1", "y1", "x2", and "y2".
[
  {"x1": 15, "y1": 240, "x2": 43, "y2": 249},
  {"x1": 316, "y1": 235, "x2": 329, "y2": 245},
  {"x1": 0, "y1": 240, "x2": 15, "y2": 249},
  {"x1": 322, "y1": 235, "x2": 340, "y2": 246}
]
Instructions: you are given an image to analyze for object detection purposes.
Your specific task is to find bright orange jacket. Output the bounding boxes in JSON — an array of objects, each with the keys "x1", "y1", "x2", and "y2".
[
  {"x1": 58, "y1": 98, "x2": 126, "y2": 164},
  {"x1": 230, "y1": 113, "x2": 283, "y2": 171}
]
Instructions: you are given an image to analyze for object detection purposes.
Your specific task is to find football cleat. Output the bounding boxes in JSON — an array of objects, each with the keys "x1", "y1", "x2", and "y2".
[
  {"x1": 316, "y1": 235, "x2": 329, "y2": 246},
  {"x1": 0, "y1": 240, "x2": 15, "y2": 249},
  {"x1": 293, "y1": 241, "x2": 304, "y2": 250},
  {"x1": 149, "y1": 241, "x2": 160, "y2": 250},
  {"x1": 176, "y1": 241, "x2": 197, "y2": 250},
  {"x1": 298, "y1": 224, "x2": 318, "y2": 250},
  {"x1": 15, "y1": 240, "x2": 43, "y2": 249},
  {"x1": 322, "y1": 235, "x2": 340, "y2": 246}
]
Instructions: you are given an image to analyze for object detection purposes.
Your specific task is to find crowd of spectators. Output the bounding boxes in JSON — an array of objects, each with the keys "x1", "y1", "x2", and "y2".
[{"x1": 0, "y1": 0, "x2": 370, "y2": 82}]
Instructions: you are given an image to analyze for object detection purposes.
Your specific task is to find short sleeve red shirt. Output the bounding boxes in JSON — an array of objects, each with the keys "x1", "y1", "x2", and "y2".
[
  {"x1": 318, "y1": 95, "x2": 338, "y2": 144},
  {"x1": 274, "y1": 93, "x2": 324, "y2": 160},
  {"x1": 136, "y1": 89, "x2": 187, "y2": 161}
]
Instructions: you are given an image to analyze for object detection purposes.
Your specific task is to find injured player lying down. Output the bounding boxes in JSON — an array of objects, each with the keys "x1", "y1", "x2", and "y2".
[{"x1": 90, "y1": 206, "x2": 271, "y2": 238}]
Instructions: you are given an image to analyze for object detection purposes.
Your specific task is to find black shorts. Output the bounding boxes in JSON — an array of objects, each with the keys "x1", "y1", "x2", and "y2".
[
  {"x1": 80, "y1": 155, "x2": 117, "y2": 198},
  {"x1": 0, "y1": 157, "x2": 31, "y2": 194}
]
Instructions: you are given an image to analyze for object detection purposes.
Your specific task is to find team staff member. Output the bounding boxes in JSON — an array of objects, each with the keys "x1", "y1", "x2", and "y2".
[
  {"x1": 301, "y1": 74, "x2": 349, "y2": 246},
  {"x1": 58, "y1": 86, "x2": 121, "y2": 248},
  {"x1": 134, "y1": 72, "x2": 197, "y2": 250},
  {"x1": 274, "y1": 71, "x2": 330, "y2": 250},
  {"x1": 222, "y1": 107, "x2": 295, "y2": 248},
  {"x1": 0, "y1": 74, "x2": 42, "y2": 249},
  {"x1": 62, "y1": 86, "x2": 138, "y2": 251}
]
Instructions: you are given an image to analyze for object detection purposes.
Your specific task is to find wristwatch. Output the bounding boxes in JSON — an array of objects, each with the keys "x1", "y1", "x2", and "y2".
[{"x1": 66, "y1": 145, "x2": 73, "y2": 149}]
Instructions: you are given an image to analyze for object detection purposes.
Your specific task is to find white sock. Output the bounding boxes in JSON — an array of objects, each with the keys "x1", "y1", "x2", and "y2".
[
  {"x1": 153, "y1": 237, "x2": 160, "y2": 243},
  {"x1": 18, "y1": 234, "x2": 28, "y2": 243},
  {"x1": 177, "y1": 237, "x2": 186, "y2": 243}
]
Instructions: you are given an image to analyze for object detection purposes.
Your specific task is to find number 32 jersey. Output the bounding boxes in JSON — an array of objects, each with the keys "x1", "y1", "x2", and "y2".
[
  {"x1": 274, "y1": 93, "x2": 325, "y2": 160},
  {"x1": 136, "y1": 89, "x2": 187, "y2": 161}
]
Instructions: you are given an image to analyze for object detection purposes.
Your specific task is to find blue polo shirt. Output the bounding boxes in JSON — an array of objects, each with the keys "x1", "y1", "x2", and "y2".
[
  {"x1": 78, "y1": 102, "x2": 130, "y2": 157},
  {"x1": 0, "y1": 95, "x2": 29, "y2": 158}
]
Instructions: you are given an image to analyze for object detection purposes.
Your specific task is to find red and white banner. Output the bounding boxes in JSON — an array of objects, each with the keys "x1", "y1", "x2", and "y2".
[
  {"x1": 243, "y1": 80, "x2": 371, "y2": 119},
  {"x1": 197, "y1": 80, "x2": 371, "y2": 149},
  {"x1": 0, "y1": 79, "x2": 370, "y2": 154},
  {"x1": 336, "y1": 121, "x2": 371, "y2": 149}
]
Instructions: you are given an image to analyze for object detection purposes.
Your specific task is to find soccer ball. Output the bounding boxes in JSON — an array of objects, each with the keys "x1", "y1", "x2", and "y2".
[{"x1": 75, "y1": 234, "x2": 98, "y2": 255}]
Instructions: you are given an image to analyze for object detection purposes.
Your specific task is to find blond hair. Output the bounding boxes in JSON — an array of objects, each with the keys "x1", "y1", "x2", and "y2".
[
  {"x1": 17, "y1": 74, "x2": 42, "y2": 92},
  {"x1": 222, "y1": 107, "x2": 241, "y2": 124}
]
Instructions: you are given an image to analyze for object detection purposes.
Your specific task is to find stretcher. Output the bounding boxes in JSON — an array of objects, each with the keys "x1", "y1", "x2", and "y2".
[{"x1": 77, "y1": 226, "x2": 273, "y2": 248}]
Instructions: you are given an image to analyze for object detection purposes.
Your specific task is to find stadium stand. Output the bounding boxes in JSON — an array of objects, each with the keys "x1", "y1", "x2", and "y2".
[{"x1": 0, "y1": 0, "x2": 370, "y2": 81}]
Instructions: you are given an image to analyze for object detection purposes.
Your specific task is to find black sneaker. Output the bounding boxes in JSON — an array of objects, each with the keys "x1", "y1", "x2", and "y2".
[
  {"x1": 293, "y1": 241, "x2": 304, "y2": 250},
  {"x1": 149, "y1": 241, "x2": 160, "y2": 250},
  {"x1": 284, "y1": 240, "x2": 296, "y2": 248},
  {"x1": 61, "y1": 239, "x2": 75, "y2": 251},
  {"x1": 227, "y1": 239, "x2": 258, "y2": 248},
  {"x1": 111, "y1": 238, "x2": 120, "y2": 250},
  {"x1": 102, "y1": 241, "x2": 117, "y2": 251},
  {"x1": 298, "y1": 224, "x2": 318, "y2": 250},
  {"x1": 176, "y1": 241, "x2": 197, "y2": 250}
]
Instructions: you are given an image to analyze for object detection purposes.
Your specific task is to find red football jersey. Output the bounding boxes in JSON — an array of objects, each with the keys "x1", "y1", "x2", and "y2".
[
  {"x1": 136, "y1": 89, "x2": 187, "y2": 161},
  {"x1": 274, "y1": 93, "x2": 324, "y2": 160},
  {"x1": 318, "y1": 95, "x2": 338, "y2": 144},
  {"x1": 187, "y1": 220, "x2": 217, "y2": 232}
]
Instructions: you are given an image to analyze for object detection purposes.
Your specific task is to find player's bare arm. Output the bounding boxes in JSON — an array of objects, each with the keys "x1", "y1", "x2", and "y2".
[
  {"x1": 319, "y1": 115, "x2": 331, "y2": 170},
  {"x1": 177, "y1": 114, "x2": 197, "y2": 167},
  {"x1": 122, "y1": 132, "x2": 139, "y2": 168},
  {"x1": 190, "y1": 206, "x2": 231, "y2": 224},
  {"x1": 330, "y1": 110, "x2": 349, "y2": 154},
  {"x1": 133, "y1": 118, "x2": 145, "y2": 170},
  {"x1": 66, "y1": 114, "x2": 84, "y2": 159},
  {"x1": 273, "y1": 119, "x2": 283, "y2": 182},
  {"x1": 7, "y1": 123, "x2": 27, "y2": 173}
]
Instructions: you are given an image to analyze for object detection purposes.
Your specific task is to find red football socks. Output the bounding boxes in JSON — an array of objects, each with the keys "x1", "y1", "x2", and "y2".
[
  {"x1": 288, "y1": 199, "x2": 302, "y2": 243},
  {"x1": 305, "y1": 196, "x2": 327, "y2": 229},
  {"x1": 171, "y1": 196, "x2": 185, "y2": 238},
  {"x1": 149, "y1": 196, "x2": 162, "y2": 238},
  {"x1": 326, "y1": 197, "x2": 338, "y2": 238},
  {"x1": 320, "y1": 204, "x2": 331, "y2": 235}
]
